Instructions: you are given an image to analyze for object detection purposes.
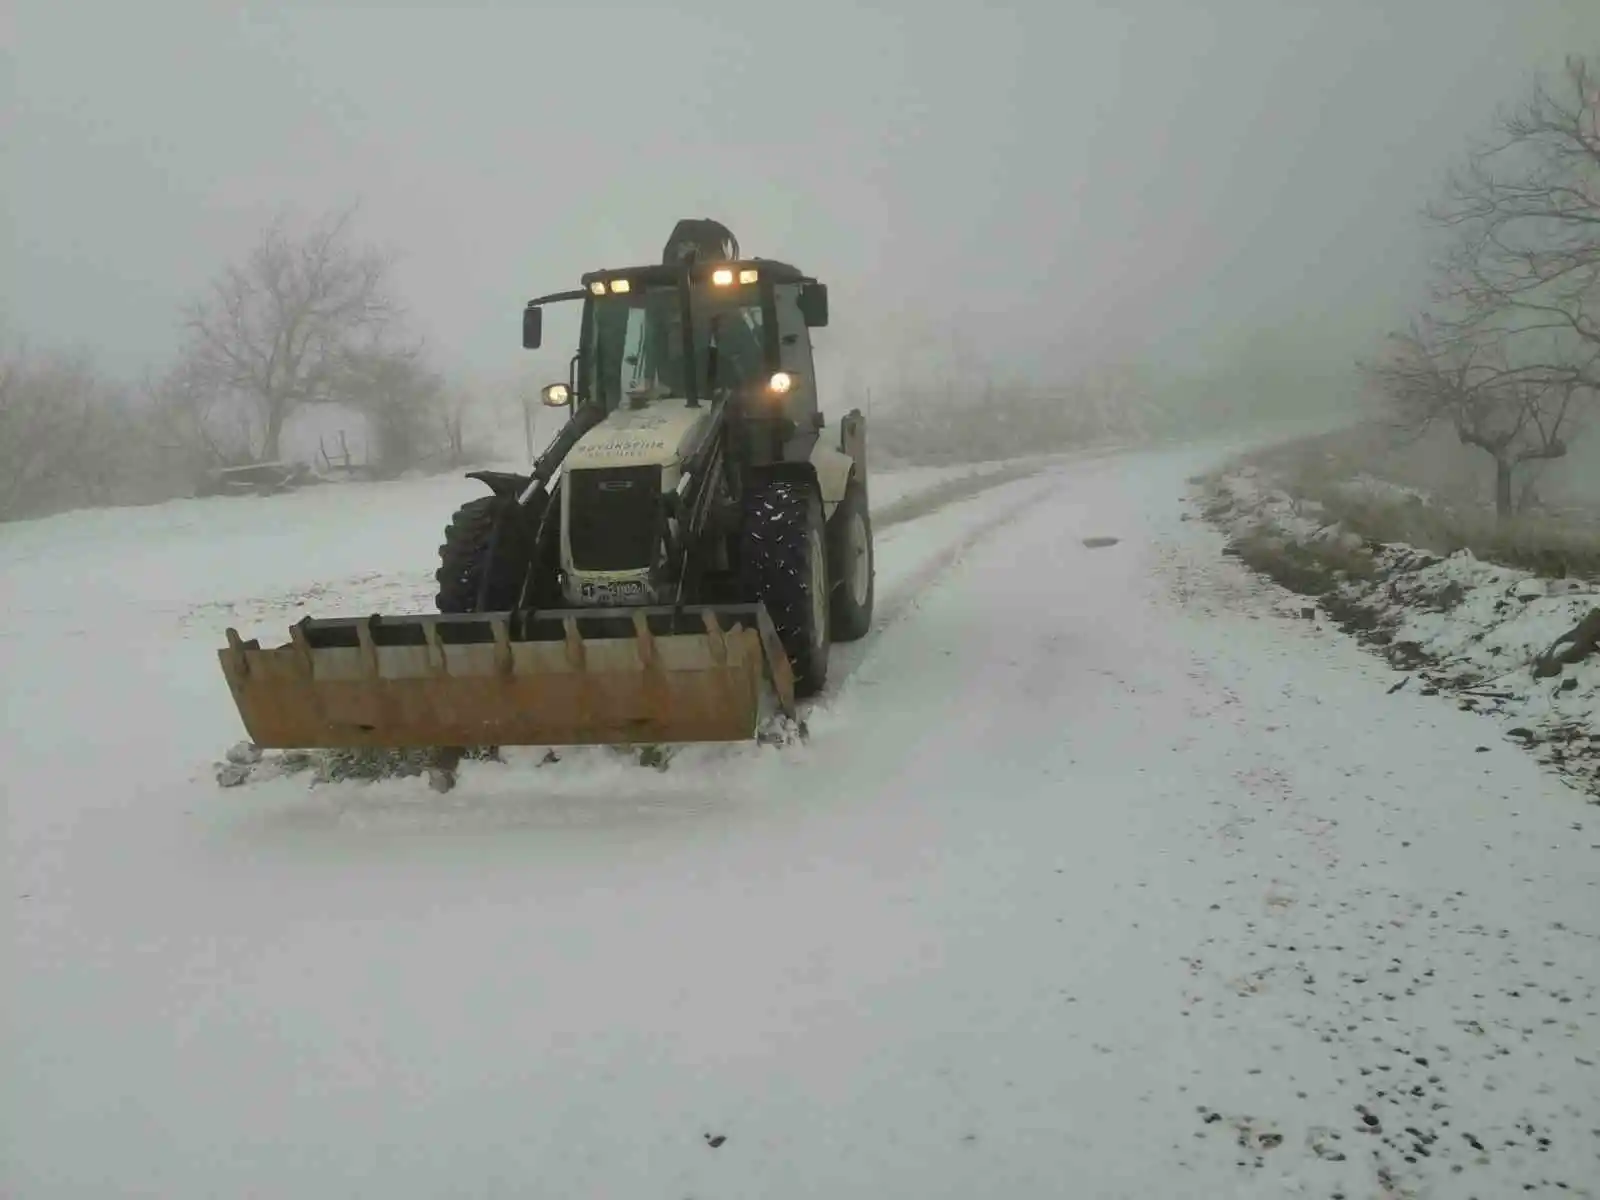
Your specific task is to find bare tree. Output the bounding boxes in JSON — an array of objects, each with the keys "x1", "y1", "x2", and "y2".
[
  {"x1": 1360, "y1": 54, "x2": 1600, "y2": 520},
  {"x1": 438, "y1": 386, "x2": 479, "y2": 468},
  {"x1": 1426, "y1": 54, "x2": 1600, "y2": 401},
  {"x1": 340, "y1": 344, "x2": 448, "y2": 476},
  {"x1": 1366, "y1": 320, "x2": 1577, "y2": 518},
  {"x1": 140, "y1": 357, "x2": 254, "y2": 476},
  {"x1": 178, "y1": 205, "x2": 402, "y2": 463},
  {"x1": 0, "y1": 341, "x2": 132, "y2": 520}
]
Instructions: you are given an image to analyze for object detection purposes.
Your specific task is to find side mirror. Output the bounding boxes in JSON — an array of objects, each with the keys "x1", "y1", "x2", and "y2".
[
  {"x1": 540, "y1": 383, "x2": 572, "y2": 408},
  {"x1": 522, "y1": 304, "x2": 543, "y2": 350},
  {"x1": 798, "y1": 283, "x2": 829, "y2": 328}
]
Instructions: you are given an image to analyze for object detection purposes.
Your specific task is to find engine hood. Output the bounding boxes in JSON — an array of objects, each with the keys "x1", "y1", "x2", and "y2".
[{"x1": 563, "y1": 404, "x2": 714, "y2": 472}]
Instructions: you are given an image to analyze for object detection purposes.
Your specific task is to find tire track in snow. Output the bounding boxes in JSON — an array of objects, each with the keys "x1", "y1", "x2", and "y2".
[
  {"x1": 870, "y1": 458, "x2": 1055, "y2": 532},
  {"x1": 819, "y1": 468, "x2": 1071, "y2": 703}
]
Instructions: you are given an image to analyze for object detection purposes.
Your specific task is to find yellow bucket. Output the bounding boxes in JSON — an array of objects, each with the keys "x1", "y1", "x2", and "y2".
[{"x1": 217, "y1": 604, "x2": 796, "y2": 750}]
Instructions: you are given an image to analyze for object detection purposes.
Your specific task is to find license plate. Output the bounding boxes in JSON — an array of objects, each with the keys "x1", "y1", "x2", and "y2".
[{"x1": 581, "y1": 580, "x2": 645, "y2": 603}]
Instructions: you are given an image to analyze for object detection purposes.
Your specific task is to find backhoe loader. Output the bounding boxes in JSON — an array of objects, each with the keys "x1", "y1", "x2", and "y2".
[{"x1": 216, "y1": 220, "x2": 875, "y2": 778}]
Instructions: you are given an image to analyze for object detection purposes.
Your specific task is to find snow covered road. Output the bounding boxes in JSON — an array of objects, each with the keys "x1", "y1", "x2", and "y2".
[{"x1": 5, "y1": 446, "x2": 1597, "y2": 1199}]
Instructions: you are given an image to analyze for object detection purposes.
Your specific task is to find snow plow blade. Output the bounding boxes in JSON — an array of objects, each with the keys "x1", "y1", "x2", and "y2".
[{"x1": 216, "y1": 604, "x2": 797, "y2": 750}]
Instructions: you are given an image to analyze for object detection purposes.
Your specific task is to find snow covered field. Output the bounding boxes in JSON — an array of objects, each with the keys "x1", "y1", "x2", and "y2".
[{"x1": 5, "y1": 443, "x2": 1597, "y2": 1199}]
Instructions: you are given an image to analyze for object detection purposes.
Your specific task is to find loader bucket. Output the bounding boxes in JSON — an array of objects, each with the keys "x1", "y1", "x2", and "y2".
[{"x1": 216, "y1": 604, "x2": 797, "y2": 751}]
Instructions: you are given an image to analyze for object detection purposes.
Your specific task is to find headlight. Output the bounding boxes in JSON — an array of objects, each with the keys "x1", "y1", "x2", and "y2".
[
  {"x1": 768, "y1": 372, "x2": 793, "y2": 395},
  {"x1": 739, "y1": 268, "x2": 759, "y2": 284},
  {"x1": 589, "y1": 281, "x2": 606, "y2": 296},
  {"x1": 609, "y1": 279, "x2": 630, "y2": 293},
  {"x1": 711, "y1": 268, "x2": 734, "y2": 286}
]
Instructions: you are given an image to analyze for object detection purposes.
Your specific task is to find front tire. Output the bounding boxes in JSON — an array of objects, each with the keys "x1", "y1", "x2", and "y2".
[
  {"x1": 435, "y1": 492, "x2": 551, "y2": 613},
  {"x1": 829, "y1": 478, "x2": 874, "y2": 642},
  {"x1": 740, "y1": 477, "x2": 831, "y2": 698}
]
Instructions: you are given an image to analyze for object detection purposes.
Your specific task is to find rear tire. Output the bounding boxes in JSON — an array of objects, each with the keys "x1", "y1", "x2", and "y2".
[
  {"x1": 828, "y1": 478, "x2": 874, "y2": 642},
  {"x1": 435, "y1": 493, "x2": 551, "y2": 613},
  {"x1": 739, "y1": 477, "x2": 831, "y2": 698}
]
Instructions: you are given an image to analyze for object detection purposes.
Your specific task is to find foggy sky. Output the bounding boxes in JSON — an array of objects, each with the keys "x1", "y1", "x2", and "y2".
[{"x1": 6, "y1": 0, "x2": 1597, "y2": 396}]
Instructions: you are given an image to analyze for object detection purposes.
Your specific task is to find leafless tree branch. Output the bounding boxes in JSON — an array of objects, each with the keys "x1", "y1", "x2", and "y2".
[{"x1": 1424, "y1": 55, "x2": 1600, "y2": 379}]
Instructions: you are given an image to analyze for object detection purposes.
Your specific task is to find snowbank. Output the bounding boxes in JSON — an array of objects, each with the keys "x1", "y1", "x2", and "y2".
[{"x1": 1196, "y1": 464, "x2": 1600, "y2": 799}]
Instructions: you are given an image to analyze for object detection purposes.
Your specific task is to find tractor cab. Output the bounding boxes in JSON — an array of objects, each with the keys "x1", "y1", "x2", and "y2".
[{"x1": 524, "y1": 259, "x2": 829, "y2": 427}]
